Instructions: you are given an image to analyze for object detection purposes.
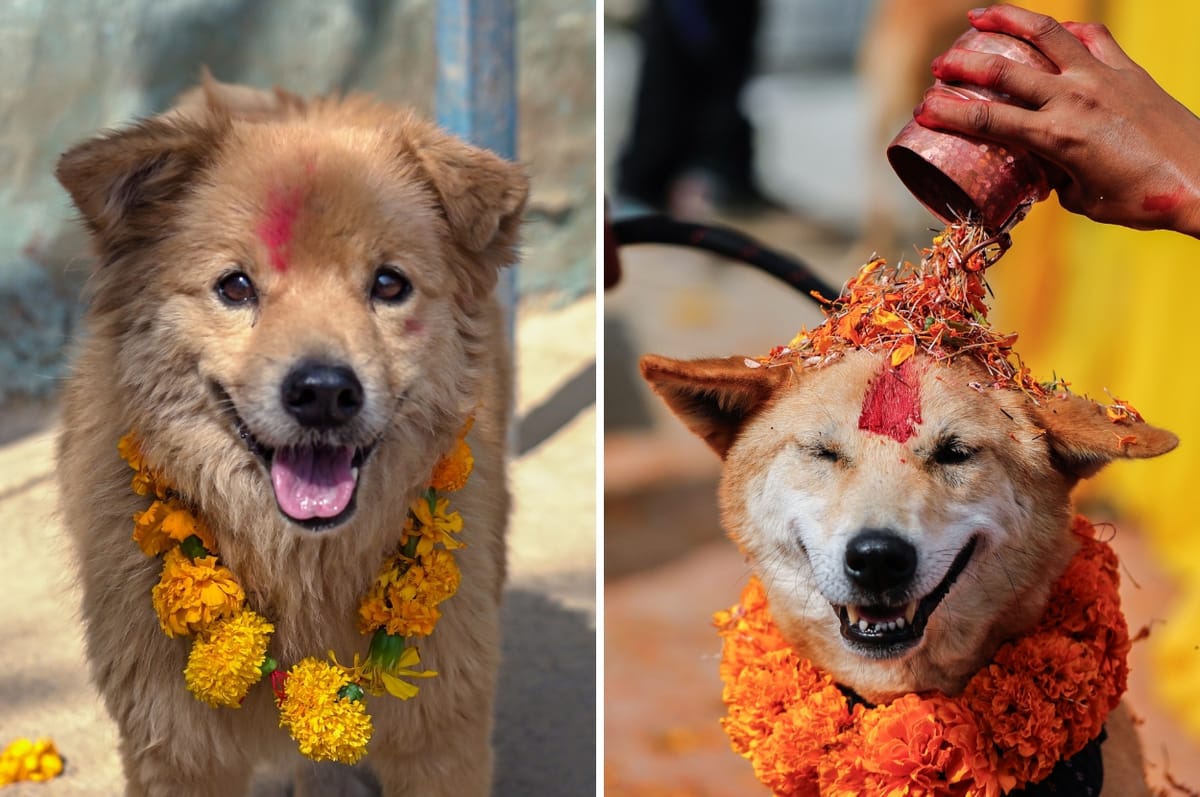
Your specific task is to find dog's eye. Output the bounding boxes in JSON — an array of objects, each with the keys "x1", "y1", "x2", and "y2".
[
  {"x1": 216, "y1": 271, "x2": 257, "y2": 306},
  {"x1": 932, "y1": 438, "x2": 975, "y2": 465},
  {"x1": 372, "y1": 267, "x2": 413, "y2": 304}
]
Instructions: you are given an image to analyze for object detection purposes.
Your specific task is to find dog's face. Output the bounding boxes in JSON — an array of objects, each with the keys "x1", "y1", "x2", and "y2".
[
  {"x1": 643, "y1": 349, "x2": 1176, "y2": 701},
  {"x1": 57, "y1": 86, "x2": 527, "y2": 533}
]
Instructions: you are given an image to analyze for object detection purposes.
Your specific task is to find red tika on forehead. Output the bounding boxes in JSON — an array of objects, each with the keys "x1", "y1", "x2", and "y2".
[
  {"x1": 257, "y1": 185, "x2": 306, "y2": 273},
  {"x1": 858, "y1": 358, "x2": 923, "y2": 443}
]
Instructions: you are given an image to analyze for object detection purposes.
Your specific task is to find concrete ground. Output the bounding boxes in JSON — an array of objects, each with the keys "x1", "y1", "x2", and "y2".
[{"x1": 0, "y1": 295, "x2": 596, "y2": 796}]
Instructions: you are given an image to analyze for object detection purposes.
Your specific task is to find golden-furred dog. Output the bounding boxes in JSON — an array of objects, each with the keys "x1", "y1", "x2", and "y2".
[
  {"x1": 55, "y1": 76, "x2": 527, "y2": 796},
  {"x1": 642, "y1": 347, "x2": 1176, "y2": 795}
]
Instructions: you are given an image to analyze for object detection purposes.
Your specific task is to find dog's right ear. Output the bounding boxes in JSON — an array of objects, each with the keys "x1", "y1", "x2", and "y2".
[
  {"x1": 640, "y1": 355, "x2": 792, "y2": 458},
  {"x1": 56, "y1": 115, "x2": 227, "y2": 259}
]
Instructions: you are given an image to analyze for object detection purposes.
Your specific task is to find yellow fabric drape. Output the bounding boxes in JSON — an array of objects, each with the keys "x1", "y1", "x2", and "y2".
[{"x1": 990, "y1": 0, "x2": 1200, "y2": 739}]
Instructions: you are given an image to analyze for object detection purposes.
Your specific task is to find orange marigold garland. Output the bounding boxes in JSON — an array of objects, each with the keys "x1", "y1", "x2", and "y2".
[
  {"x1": 715, "y1": 516, "x2": 1128, "y2": 796},
  {"x1": 117, "y1": 418, "x2": 474, "y2": 764}
]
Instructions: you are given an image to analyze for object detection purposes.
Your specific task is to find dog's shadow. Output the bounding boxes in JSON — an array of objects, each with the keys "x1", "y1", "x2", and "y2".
[{"x1": 251, "y1": 588, "x2": 595, "y2": 797}]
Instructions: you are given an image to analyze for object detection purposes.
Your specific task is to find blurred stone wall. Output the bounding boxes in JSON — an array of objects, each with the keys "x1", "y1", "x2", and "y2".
[{"x1": 0, "y1": 0, "x2": 594, "y2": 437}]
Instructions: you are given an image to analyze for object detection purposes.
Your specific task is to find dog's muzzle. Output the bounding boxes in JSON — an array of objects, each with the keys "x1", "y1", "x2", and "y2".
[{"x1": 832, "y1": 531, "x2": 978, "y2": 658}]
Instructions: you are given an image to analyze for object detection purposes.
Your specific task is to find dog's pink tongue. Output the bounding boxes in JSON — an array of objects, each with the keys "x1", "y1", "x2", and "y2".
[{"x1": 271, "y1": 445, "x2": 357, "y2": 520}]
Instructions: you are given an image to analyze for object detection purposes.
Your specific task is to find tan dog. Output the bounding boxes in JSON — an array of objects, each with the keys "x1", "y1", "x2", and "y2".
[
  {"x1": 55, "y1": 77, "x2": 527, "y2": 796},
  {"x1": 642, "y1": 348, "x2": 1176, "y2": 795}
]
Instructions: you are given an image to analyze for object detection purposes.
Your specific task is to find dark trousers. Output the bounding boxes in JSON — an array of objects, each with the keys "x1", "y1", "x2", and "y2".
[{"x1": 616, "y1": 0, "x2": 762, "y2": 207}]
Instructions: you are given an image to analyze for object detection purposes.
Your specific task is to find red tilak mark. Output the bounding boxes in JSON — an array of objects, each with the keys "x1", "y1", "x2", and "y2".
[
  {"x1": 404, "y1": 319, "x2": 423, "y2": 334},
  {"x1": 1143, "y1": 190, "x2": 1182, "y2": 214},
  {"x1": 858, "y1": 359, "x2": 923, "y2": 443},
  {"x1": 257, "y1": 187, "x2": 306, "y2": 273}
]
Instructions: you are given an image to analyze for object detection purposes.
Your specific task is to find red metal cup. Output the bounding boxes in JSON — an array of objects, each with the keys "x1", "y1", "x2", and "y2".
[{"x1": 887, "y1": 29, "x2": 1057, "y2": 231}]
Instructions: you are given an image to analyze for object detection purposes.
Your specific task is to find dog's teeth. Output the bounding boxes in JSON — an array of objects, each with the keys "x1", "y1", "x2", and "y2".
[
  {"x1": 895, "y1": 616, "x2": 906, "y2": 629},
  {"x1": 858, "y1": 619, "x2": 869, "y2": 632},
  {"x1": 904, "y1": 602, "x2": 918, "y2": 623},
  {"x1": 845, "y1": 606, "x2": 862, "y2": 625}
]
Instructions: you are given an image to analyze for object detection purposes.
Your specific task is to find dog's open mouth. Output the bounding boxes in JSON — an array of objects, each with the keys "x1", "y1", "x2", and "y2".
[
  {"x1": 833, "y1": 536, "x2": 978, "y2": 657},
  {"x1": 270, "y1": 444, "x2": 366, "y2": 527},
  {"x1": 218, "y1": 384, "x2": 374, "y2": 531}
]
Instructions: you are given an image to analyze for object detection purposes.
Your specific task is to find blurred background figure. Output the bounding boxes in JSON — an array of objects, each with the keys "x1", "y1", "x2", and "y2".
[
  {"x1": 605, "y1": 2, "x2": 1200, "y2": 794},
  {"x1": 615, "y1": 0, "x2": 772, "y2": 218}
]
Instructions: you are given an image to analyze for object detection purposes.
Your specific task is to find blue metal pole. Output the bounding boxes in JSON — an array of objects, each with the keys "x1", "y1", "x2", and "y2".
[{"x1": 436, "y1": 0, "x2": 519, "y2": 349}]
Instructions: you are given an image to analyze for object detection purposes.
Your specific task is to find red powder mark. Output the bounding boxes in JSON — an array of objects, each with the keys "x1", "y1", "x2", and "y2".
[
  {"x1": 404, "y1": 319, "x2": 423, "y2": 334},
  {"x1": 257, "y1": 186, "x2": 306, "y2": 272},
  {"x1": 1143, "y1": 190, "x2": 1182, "y2": 214},
  {"x1": 858, "y1": 359, "x2": 923, "y2": 443}
]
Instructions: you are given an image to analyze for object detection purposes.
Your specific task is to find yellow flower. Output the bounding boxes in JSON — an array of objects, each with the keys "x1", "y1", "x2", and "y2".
[
  {"x1": 277, "y1": 658, "x2": 373, "y2": 764},
  {"x1": 405, "y1": 495, "x2": 464, "y2": 556},
  {"x1": 429, "y1": 423, "x2": 474, "y2": 492},
  {"x1": 413, "y1": 548, "x2": 461, "y2": 604},
  {"x1": 0, "y1": 737, "x2": 63, "y2": 785},
  {"x1": 382, "y1": 597, "x2": 441, "y2": 638},
  {"x1": 185, "y1": 610, "x2": 274, "y2": 707},
  {"x1": 132, "y1": 498, "x2": 217, "y2": 556},
  {"x1": 375, "y1": 647, "x2": 438, "y2": 700},
  {"x1": 118, "y1": 432, "x2": 169, "y2": 499},
  {"x1": 151, "y1": 548, "x2": 244, "y2": 637},
  {"x1": 357, "y1": 550, "x2": 461, "y2": 637}
]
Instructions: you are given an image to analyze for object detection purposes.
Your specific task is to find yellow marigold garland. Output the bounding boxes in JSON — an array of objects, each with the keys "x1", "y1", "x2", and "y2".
[
  {"x1": 0, "y1": 737, "x2": 63, "y2": 786},
  {"x1": 185, "y1": 610, "x2": 275, "y2": 708},
  {"x1": 714, "y1": 516, "x2": 1128, "y2": 797},
  {"x1": 276, "y1": 658, "x2": 373, "y2": 764},
  {"x1": 117, "y1": 419, "x2": 474, "y2": 764}
]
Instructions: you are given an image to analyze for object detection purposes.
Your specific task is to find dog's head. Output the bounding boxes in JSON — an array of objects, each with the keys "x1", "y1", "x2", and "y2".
[
  {"x1": 642, "y1": 348, "x2": 1176, "y2": 701},
  {"x1": 58, "y1": 79, "x2": 527, "y2": 533}
]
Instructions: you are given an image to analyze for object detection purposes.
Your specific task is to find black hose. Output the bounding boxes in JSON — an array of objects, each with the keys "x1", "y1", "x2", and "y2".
[{"x1": 610, "y1": 214, "x2": 839, "y2": 301}]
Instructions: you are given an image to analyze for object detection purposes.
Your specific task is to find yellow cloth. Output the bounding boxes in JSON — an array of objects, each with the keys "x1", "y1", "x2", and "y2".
[{"x1": 991, "y1": 0, "x2": 1200, "y2": 740}]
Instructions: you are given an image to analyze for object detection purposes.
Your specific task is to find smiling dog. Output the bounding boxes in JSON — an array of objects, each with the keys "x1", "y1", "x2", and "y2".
[
  {"x1": 641, "y1": 238, "x2": 1176, "y2": 794},
  {"x1": 56, "y1": 78, "x2": 526, "y2": 795}
]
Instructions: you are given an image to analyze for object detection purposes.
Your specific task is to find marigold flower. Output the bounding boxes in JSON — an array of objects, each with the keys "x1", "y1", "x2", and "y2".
[
  {"x1": 357, "y1": 549, "x2": 461, "y2": 636},
  {"x1": 276, "y1": 658, "x2": 373, "y2": 764},
  {"x1": 132, "y1": 498, "x2": 217, "y2": 556},
  {"x1": 429, "y1": 422, "x2": 474, "y2": 492},
  {"x1": 151, "y1": 548, "x2": 244, "y2": 637},
  {"x1": 405, "y1": 495, "x2": 464, "y2": 556},
  {"x1": 184, "y1": 609, "x2": 275, "y2": 707},
  {"x1": 119, "y1": 432, "x2": 169, "y2": 498},
  {"x1": 0, "y1": 737, "x2": 63, "y2": 785}
]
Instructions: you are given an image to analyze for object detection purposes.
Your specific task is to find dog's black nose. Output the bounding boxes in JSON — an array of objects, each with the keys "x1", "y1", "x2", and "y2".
[
  {"x1": 281, "y1": 361, "x2": 364, "y2": 428},
  {"x1": 844, "y1": 530, "x2": 917, "y2": 593}
]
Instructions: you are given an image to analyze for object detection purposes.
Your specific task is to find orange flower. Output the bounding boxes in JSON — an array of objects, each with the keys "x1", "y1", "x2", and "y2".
[
  {"x1": 755, "y1": 222, "x2": 1054, "y2": 401},
  {"x1": 715, "y1": 518, "x2": 1128, "y2": 796},
  {"x1": 429, "y1": 417, "x2": 474, "y2": 492},
  {"x1": 132, "y1": 498, "x2": 217, "y2": 556},
  {"x1": 151, "y1": 548, "x2": 244, "y2": 637}
]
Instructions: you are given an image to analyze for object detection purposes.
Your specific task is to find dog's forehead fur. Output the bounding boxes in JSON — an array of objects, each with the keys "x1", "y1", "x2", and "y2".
[{"x1": 183, "y1": 124, "x2": 450, "y2": 291}]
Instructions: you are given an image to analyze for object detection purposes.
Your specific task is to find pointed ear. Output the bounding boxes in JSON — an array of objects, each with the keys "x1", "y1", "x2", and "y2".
[
  {"x1": 640, "y1": 355, "x2": 793, "y2": 458},
  {"x1": 56, "y1": 115, "x2": 226, "y2": 259},
  {"x1": 1032, "y1": 394, "x2": 1178, "y2": 480},
  {"x1": 412, "y1": 132, "x2": 529, "y2": 285}
]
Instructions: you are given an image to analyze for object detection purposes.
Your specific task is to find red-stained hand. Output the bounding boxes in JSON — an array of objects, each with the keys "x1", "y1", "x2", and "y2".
[{"x1": 915, "y1": 4, "x2": 1200, "y2": 237}]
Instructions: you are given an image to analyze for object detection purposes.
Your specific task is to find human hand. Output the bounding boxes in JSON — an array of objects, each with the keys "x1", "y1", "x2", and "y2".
[{"x1": 914, "y1": 4, "x2": 1200, "y2": 237}]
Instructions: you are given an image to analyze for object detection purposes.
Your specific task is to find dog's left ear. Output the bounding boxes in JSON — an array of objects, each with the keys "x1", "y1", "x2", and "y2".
[
  {"x1": 1032, "y1": 394, "x2": 1178, "y2": 480},
  {"x1": 57, "y1": 115, "x2": 227, "y2": 258},
  {"x1": 412, "y1": 131, "x2": 529, "y2": 291},
  {"x1": 640, "y1": 355, "x2": 793, "y2": 458}
]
